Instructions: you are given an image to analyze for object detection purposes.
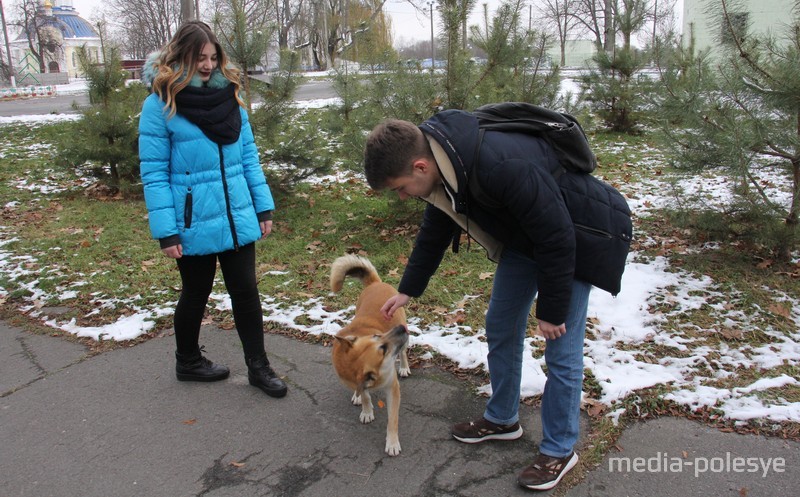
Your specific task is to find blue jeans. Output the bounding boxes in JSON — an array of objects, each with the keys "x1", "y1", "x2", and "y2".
[{"x1": 482, "y1": 248, "x2": 591, "y2": 458}]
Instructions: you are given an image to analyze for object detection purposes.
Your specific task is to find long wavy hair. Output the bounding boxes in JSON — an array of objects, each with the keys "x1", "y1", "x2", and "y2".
[{"x1": 152, "y1": 21, "x2": 244, "y2": 117}]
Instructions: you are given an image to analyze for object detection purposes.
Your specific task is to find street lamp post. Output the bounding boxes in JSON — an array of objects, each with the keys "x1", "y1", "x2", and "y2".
[
  {"x1": 0, "y1": 0, "x2": 16, "y2": 87},
  {"x1": 429, "y1": 2, "x2": 435, "y2": 73}
]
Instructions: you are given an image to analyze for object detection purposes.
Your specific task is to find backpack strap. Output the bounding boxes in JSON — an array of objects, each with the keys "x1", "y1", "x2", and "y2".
[
  {"x1": 468, "y1": 128, "x2": 566, "y2": 209},
  {"x1": 468, "y1": 128, "x2": 503, "y2": 209}
]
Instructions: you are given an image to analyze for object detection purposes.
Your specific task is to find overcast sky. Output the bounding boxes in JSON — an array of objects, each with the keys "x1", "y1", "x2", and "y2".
[
  {"x1": 64, "y1": 0, "x2": 682, "y2": 47},
  {"x1": 67, "y1": 0, "x2": 508, "y2": 46}
]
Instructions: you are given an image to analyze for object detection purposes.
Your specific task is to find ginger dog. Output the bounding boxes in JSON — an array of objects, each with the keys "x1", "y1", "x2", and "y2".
[{"x1": 330, "y1": 254, "x2": 410, "y2": 456}]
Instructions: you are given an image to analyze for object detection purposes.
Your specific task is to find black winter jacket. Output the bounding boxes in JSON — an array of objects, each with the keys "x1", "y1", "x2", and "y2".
[{"x1": 397, "y1": 109, "x2": 632, "y2": 325}]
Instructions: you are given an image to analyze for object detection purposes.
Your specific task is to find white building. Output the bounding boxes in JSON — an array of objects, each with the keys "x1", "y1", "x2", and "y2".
[
  {"x1": 10, "y1": 0, "x2": 103, "y2": 84},
  {"x1": 551, "y1": 39, "x2": 598, "y2": 69},
  {"x1": 682, "y1": 0, "x2": 797, "y2": 56}
]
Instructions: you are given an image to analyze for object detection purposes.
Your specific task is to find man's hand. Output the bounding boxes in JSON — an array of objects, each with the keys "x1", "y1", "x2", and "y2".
[
  {"x1": 162, "y1": 244, "x2": 183, "y2": 259},
  {"x1": 537, "y1": 319, "x2": 567, "y2": 340},
  {"x1": 381, "y1": 293, "x2": 410, "y2": 320}
]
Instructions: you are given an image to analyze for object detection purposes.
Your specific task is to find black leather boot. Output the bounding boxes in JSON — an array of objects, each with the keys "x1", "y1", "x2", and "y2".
[
  {"x1": 175, "y1": 349, "x2": 230, "y2": 382},
  {"x1": 246, "y1": 353, "x2": 288, "y2": 398}
]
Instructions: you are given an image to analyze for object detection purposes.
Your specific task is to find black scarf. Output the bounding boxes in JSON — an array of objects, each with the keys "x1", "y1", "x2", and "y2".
[{"x1": 174, "y1": 84, "x2": 241, "y2": 145}]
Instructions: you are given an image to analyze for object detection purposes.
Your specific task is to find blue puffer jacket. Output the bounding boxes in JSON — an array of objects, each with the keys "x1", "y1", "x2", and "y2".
[{"x1": 138, "y1": 56, "x2": 274, "y2": 256}]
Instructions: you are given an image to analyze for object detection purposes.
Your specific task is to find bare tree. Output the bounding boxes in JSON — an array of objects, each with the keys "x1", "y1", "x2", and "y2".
[
  {"x1": 272, "y1": 0, "x2": 304, "y2": 50},
  {"x1": 0, "y1": 0, "x2": 13, "y2": 83},
  {"x1": 107, "y1": 0, "x2": 182, "y2": 58},
  {"x1": 13, "y1": 0, "x2": 65, "y2": 72},
  {"x1": 299, "y1": 0, "x2": 389, "y2": 70},
  {"x1": 181, "y1": 0, "x2": 197, "y2": 21},
  {"x1": 616, "y1": 0, "x2": 648, "y2": 49},
  {"x1": 537, "y1": 0, "x2": 580, "y2": 66},
  {"x1": 570, "y1": 0, "x2": 613, "y2": 51}
]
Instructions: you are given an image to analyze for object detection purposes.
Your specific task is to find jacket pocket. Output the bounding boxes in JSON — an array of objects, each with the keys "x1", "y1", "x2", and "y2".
[
  {"x1": 184, "y1": 192, "x2": 193, "y2": 229},
  {"x1": 561, "y1": 175, "x2": 633, "y2": 296}
]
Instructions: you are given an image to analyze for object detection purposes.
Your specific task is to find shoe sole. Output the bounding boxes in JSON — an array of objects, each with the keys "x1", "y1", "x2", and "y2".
[
  {"x1": 176, "y1": 371, "x2": 230, "y2": 382},
  {"x1": 518, "y1": 452, "x2": 579, "y2": 491},
  {"x1": 452, "y1": 426, "x2": 524, "y2": 444},
  {"x1": 248, "y1": 376, "x2": 288, "y2": 398}
]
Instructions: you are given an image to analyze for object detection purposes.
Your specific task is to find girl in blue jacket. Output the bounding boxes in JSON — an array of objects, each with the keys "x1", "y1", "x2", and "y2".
[{"x1": 139, "y1": 21, "x2": 286, "y2": 398}]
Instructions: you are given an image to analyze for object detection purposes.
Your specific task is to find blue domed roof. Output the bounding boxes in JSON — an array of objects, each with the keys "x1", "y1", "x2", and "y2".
[
  {"x1": 50, "y1": 5, "x2": 98, "y2": 38},
  {"x1": 15, "y1": 4, "x2": 98, "y2": 41}
]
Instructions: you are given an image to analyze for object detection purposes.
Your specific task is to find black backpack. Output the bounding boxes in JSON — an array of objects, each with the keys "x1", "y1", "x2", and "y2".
[
  {"x1": 472, "y1": 102, "x2": 597, "y2": 176},
  {"x1": 468, "y1": 102, "x2": 632, "y2": 295}
]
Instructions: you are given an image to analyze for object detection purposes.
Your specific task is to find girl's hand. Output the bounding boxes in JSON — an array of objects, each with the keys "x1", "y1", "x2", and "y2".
[
  {"x1": 162, "y1": 244, "x2": 183, "y2": 259},
  {"x1": 260, "y1": 220, "x2": 272, "y2": 238}
]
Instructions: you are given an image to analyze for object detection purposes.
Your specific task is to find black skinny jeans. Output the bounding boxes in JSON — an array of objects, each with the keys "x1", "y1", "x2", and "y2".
[{"x1": 174, "y1": 243, "x2": 265, "y2": 360}]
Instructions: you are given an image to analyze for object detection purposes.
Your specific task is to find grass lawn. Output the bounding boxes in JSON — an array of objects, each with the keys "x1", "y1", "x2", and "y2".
[{"x1": 1, "y1": 115, "x2": 798, "y2": 465}]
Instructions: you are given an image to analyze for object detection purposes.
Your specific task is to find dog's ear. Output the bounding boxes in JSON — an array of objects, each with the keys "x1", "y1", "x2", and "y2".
[{"x1": 333, "y1": 335, "x2": 357, "y2": 349}]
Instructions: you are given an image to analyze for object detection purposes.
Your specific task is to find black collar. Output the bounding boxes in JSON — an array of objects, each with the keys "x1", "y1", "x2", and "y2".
[{"x1": 174, "y1": 84, "x2": 241, "y2": 145}]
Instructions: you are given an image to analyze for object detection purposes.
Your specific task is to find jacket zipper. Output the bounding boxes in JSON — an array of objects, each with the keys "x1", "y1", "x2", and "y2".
[
  {"x1": 184, "y1": 191, "x2": 193, "y2": 228},
  {"x1": 575, "y1": 223, "x2": 631, "y2": 241},
  {"x1": 218, "y1": 143, "x2": 239, "y2": 250}
]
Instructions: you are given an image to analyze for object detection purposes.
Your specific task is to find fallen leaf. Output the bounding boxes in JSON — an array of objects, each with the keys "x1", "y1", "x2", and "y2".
[
  {"x1": 377, "y1": 400, "x2": 385, "y2": 409},
  {"x1": 755, "y1": 259, "x2": 773, "y2": 269},
  {"x1": 583, "y1": 398, "x2": 605, "y2": 417},
  {"x1": 768, "y1": 303, "x2": 791, "y2": 319},
  {"x1": 182, "y1": 419, "x2": 197, "y2": 425},
  {"x1": 719, "y1": 328, "x2": 744, "y2": 340},
  {"x1": 445, "y1": 311, "x2": 466, "y2": 326}
]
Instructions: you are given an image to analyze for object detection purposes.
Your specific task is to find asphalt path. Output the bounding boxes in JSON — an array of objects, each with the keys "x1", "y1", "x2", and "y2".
[
  {"x1": 2, "y1": 319, "x2": 799, "y2": 496},
  {"x1": 0, "y1": 92, "x2": 90, "y2": 116},
  {"x1": 0, "y1": 79, "x2": 337, "y2": 117}
]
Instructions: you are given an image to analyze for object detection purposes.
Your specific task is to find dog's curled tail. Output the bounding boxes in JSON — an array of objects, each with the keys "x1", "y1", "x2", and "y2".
[{"x1": 330, "y1": 254, "x2": 382, "y2": 292}]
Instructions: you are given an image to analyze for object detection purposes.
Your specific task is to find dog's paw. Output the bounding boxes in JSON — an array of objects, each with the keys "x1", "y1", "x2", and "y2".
[
  {"x1": 350, "y1": 392, "x2": 362, "y2": 406},
  {"x1": 360, "y1": 411, "x2": 375, "y2": 424},
  {"x1": 385, "y1": 439, "x2": 401, "y2": 456},
  {"x1": 398, "y1": 366, "x2": 411, "y2": 378}
]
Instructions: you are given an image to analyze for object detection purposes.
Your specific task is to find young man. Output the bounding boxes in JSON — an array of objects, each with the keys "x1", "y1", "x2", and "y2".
[{"x1": 363, "y1": 110, "x2": 631, "y2": 491}]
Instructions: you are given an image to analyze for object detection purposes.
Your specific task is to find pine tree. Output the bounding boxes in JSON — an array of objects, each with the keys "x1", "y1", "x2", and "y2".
[
  {"x1": 579, "y1": 45, "x2": 651, "y2": 132},
  {"x1": 58, "y1": 46, "x2": 146, "y2": 196},
  {"x1": 655, "y1": 0, "x2": 800, "y2": 256}
]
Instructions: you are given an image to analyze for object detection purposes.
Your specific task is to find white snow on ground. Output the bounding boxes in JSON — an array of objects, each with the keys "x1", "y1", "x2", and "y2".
[{"x1": 1, "y1": 79, "x2": 798, "y2": 425}]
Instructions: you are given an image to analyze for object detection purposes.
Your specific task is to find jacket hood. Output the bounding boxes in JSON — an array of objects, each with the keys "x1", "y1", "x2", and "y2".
[
  {"x1": 141, "y1": 50, "x2": 232, "y2": 90},
  {"x1": 419, "y1": 110, "x2": 481, "y2": 212}
]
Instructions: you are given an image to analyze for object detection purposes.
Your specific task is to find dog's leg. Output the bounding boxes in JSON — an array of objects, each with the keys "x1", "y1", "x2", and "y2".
[
  {"x1": 397, "y1": 345, "x2": 410, "y2": 378},
  {"x1": 384, "y1": 379, "x2": 401, "y2": 456},
  {"x1": 350, "y1": 390, "x2": 362, "y2": 406},
  {"x1": 359, "y1": 390, "x2": 375, "y2": 424}
]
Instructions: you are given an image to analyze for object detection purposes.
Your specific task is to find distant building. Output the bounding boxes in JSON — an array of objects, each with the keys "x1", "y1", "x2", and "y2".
[
  {"x1": 548, "y1": 39, "x2": 598, "y2": 69},
  {"x1": 682, "y1": 0, "x2": 796, "y2": 56},
  {"x1": 9, "y1": 0, "x2": 103, "y2": 84}
]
